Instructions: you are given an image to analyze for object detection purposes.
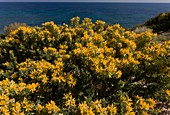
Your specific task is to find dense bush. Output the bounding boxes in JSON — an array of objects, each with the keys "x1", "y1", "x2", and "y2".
[
  {"x1": 0, "y1": 16, "x2": 170, "y2": 114},
  {"x1": 3, "y1": 22, "x2": 27, "y2": 35},
  {"x1": 144, "y1": 12, "x2": 170, "y2": 33}
]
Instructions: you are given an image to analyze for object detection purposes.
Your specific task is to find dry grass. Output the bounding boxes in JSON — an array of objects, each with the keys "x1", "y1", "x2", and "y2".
[
  {"x1": 155, "y1": 32, "x2": 170, "y2": 43},
  {"x1": 133, "y1": 26, "x2": 153, "y2": 33}
]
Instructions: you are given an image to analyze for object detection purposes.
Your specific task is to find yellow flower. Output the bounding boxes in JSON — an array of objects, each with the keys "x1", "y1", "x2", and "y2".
[
  {"x1": 12, "y1": 102, "x2": 21, "y2": 113},
  {"x1": 18, "y1": 26, "x2": 33, "y2": 34},
  {"x1": 18, "y1": 82, "x2": 26, "y2": 88},
  {"x1": 166, "y1": 90, "x2": 170, "y2": 96},
  {"x1": 27, "y1": 83, "x2": 39, "y2": 93},
  {"x1": 79, "y1": 101, "x2": 88, "y2": 114},
  {"x1": 148, "y1": 98, "x2": 156, "y2": 107},
  {"x1": 39, "y1": 74, "x2": 49, "y2": 84},
  {"x1": 145, "y1": 104, "x2": 151, "y2": 110},
  {"x1": 36, "y1": 104, "x2": 44, "y2": 112},
  {"x1": 67, "y1": 73, "x2": 76, "y2": 87},
  {"x1": 2, "y1": 78, "x2": 9, "y2": 86},
  {"x1": 1, "y1": 106, "x2": 10, "y2": 115},
  {"x1": 116, "y1": 70, "x2": 122, "y2": 78},
  {"x1": 88, "y1": 107, "x2": 95, "y2": 115},
  {"x1": 5, "y1": 89, "x2": 9, "y2": 94},
  {"x1": 11, "y1": 73, "x2": 17, "y2": 79},
  {"x1": 64, "y1": 92, "x2": 76, "y2": 108},
  {"x1": 126, "y1": 105, "x2": 133, "y2": 112},
  {"x1": 9, "y1": 50, "x2": 13, "y2": 54},
  {"x1": 56, "y1": 75, "x2": 66, "y2": 83},
  {"x1": 9, "y1": 81, "x2": 17, "y2": 91},
  {"x1": 3, "y1": 62, "x2": 10, "y2": 67},
  {"x1": 0, "y1": 95, "x2": 9, "y2": 106},
  {"x1": 22, "y1": 97, "x2": 33, "y2": 111},
  {"x1": 142, "y1": 111, "x2": 149, "y2": 115},
  {"x1": 107, "y1": 104, "x2": 117, "y2": 115},
  {"x1": 0, "y1": 69, "x2": 4, "y2": 75}
]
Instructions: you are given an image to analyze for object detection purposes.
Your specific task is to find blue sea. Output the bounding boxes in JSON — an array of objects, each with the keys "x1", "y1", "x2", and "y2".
[{"x1": 0, "y1": 2, "x2": 170, "y2": 34}]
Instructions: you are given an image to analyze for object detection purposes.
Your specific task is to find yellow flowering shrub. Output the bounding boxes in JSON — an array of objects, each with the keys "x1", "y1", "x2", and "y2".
[{"x1": 0, "y1": 17, "x2": 170, "y2": 114}]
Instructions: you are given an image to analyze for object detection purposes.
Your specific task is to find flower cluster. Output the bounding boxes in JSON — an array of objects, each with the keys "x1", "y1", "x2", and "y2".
[{"x1": 78, "y1": 100, "x2": 117, "y2": 115}]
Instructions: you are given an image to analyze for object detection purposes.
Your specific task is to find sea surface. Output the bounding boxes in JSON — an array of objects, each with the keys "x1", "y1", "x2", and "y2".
[{"x1": 0, "y1": 2, "x2": 170, "y2": 34}]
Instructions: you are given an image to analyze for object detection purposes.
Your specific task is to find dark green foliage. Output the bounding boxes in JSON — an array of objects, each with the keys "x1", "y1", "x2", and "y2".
[{"x1": 144, "y1": 12, "x2": 170, "y2": 33}]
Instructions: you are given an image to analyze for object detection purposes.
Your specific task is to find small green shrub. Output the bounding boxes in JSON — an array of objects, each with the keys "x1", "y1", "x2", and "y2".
[{"x1": 144, "y1": 12, "x2": 170, "y2": 33}]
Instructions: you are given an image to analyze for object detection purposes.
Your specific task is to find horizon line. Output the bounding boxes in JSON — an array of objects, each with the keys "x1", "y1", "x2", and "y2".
[{"x1": 0, "y1": 1, "x2": 170, "y2": 3}]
